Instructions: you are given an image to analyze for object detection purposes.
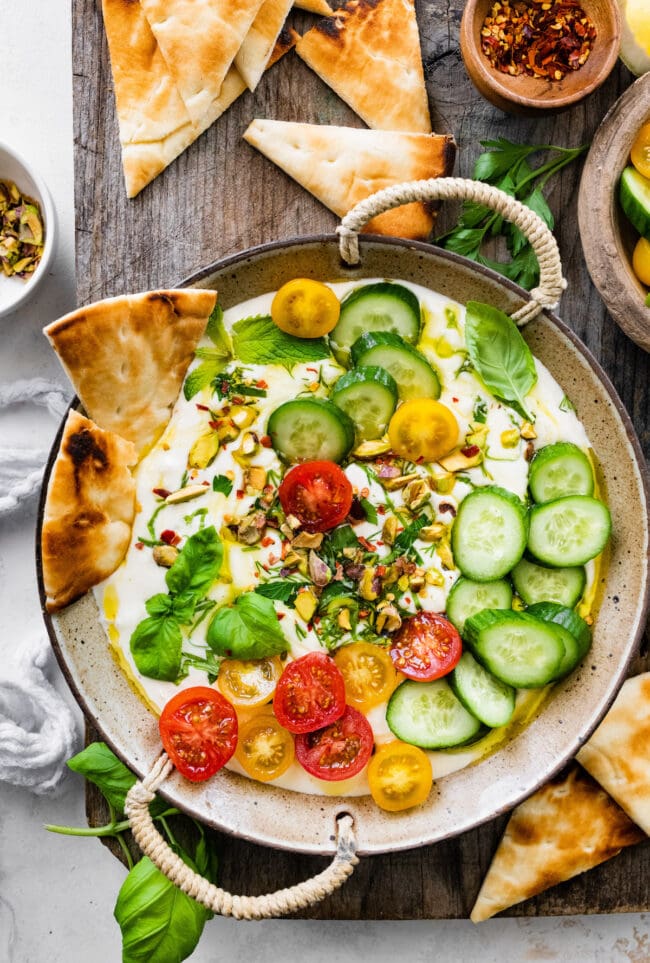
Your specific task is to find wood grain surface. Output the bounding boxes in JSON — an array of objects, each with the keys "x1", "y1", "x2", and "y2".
[{"x1": 74, "y1": 0, "x2": 650, "y2": 919}]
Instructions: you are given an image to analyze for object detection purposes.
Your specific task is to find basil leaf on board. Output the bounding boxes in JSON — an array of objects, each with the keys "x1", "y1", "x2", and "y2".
[
  {"x1": 231, "y1": 315, "x2": 330, "y2": 367},
  {"x1": 212, "y1": 474, "x2": 233, "y2": 496},
  {"x1": 130, "y1": 615, "x2": 183, "y2": 682},
  {"x1": 207, "y1": 591, "x2": 287, "y2": 659},
  {"x1": 67, "y1": 743, "x2": 168, "y2": 818},
  {"x1": 464, "y1": 301, "x2": 537, "y2": 421},
  {"x1": 114, "y1": 856, "x2": 210, "y2": 963},
  {"x1": 165, "y1": 526, "x2": 223, "y2": 597}
]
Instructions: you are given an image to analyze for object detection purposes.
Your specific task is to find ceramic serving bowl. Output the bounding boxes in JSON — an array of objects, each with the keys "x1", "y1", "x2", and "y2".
[
  {"x1": 38, "y1": 236, "x2": 649, "y2": 857},
  {"x1": 578, "y1": 71, "x2": 650, "y2": 353},
  {"x1": 0, "y1": 141, "x2": 56, "y2": 319},
  {"x1": 460, "y1": 0, "x2": 621, "y2": 115}
]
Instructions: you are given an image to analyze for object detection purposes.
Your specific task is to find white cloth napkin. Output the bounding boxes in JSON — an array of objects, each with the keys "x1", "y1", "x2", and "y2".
[{"x1": 0, "y1": 378, "x2": 79, "y2": 794}]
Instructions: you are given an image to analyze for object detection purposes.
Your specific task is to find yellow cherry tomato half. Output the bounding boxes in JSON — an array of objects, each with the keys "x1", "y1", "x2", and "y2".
[
  {"x1": 271, "y1": 278, "x2": 341, "y2": 338},
  {"x1": 367, "y1": 740, "x2": 433, "y2": 812},
  {"x1": 234, "y1": 708, "x2": 295, "y2": 782},
  {"x1": 333, "y1": 642, "x2": 399, "y2": 713},
  {"x1": 632, "y1": 236, "x2": 650, "y2": 286},
  {"x1": 388, "y1": 398, "x2": 459, "y2": 463},
  {"x1": 217, "y1": 655, "x2": 283, "y2": 708},
  {"x1": 631, "y1": 122, "x2": 650, "y2": 180}
]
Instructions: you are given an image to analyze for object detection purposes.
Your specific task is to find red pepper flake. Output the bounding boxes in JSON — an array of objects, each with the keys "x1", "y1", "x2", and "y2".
[
  {"x1": 358, "y1": 536, "x2": 375, "y2": 552},
  {"x1": 452, "y1": 397, "x2": 459, "y2": 403},
  {"x1": 313, "y1": 616, "x2": 321, "y2": 625},
  {"x1": 256, "y1": 379, "x2": 268, "y2": 389},
  {"x1": 201, "y1": 480, "x2": 210, "y2": 486},
  {"x1": 208, "y1": 420, "x2": 220, "y2": 430},
  {"x1": 260, "y1": 434, "x2": 272, "y2": 448},
  {"x1": 306, "y1": 366, "x2": 318, "y2": 373},
  {"x1": 135, "y1": 541, "x2": 144, "y2": 550},
  {"x1": 404, "y1": 597, "x2": 412, "y2": 605},
  {"x1": 359, "y1": 610, "x2": 369, "y2": 618},
  {"x1": 161, "y1": 529, "x2": 181, "y2": 547},
  {"x1": 480, "y1": 0, "x2": 596, "y2": 82},
  {"x1": 461, "y1": 445, "x2": 480, "y2": 457},
  {"x1": 152, "y1": 487, "x2": 170, "y2": 499},
  {"x1": 378, "y1": 504, "x2": 386, "y2": 515},
  {"x1": 376, "y1": 564, "x2": 387, "y2": 577},
  {"x1": 268, "y1": 553, "x2": 278, "y2": 565},
  {"x1": 195, "y1": 403, "x2": 209, "y2": 411},
  {"x1": 277, "y1": 612, "x2": 286, "y2": 620},
  {"x1": 261, "y1": 536, "x2": 274, "y2": 547},
  {"x1": 232, "y1": 396, "x2": 245, "y2": 405},
  {"x1": 236, "y1": 489, "x2": 244, "y2": 499}
]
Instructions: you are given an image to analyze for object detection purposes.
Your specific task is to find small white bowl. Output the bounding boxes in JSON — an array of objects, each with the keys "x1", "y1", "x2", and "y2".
[{"x1": 0, "y1": 141, "x2": 56, "y2": 318}]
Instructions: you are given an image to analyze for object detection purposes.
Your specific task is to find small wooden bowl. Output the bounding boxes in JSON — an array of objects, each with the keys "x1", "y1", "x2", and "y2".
[
  {"x1": 578, "y1": 72, "x2": 650, "y2": 353},
  {"x1": 460, "y1": 0, "x2": 622, "y2": 115}
]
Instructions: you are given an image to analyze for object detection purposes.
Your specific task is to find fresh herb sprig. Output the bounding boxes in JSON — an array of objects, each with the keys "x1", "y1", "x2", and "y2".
[{"x1": 439, "y1": 138, "x2": 587, "y2": 289}]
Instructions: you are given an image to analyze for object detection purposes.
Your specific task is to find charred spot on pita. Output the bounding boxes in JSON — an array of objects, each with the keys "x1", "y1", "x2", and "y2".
[{"x1": 66, "y1": 428, "x2": 108, "y2": 473}]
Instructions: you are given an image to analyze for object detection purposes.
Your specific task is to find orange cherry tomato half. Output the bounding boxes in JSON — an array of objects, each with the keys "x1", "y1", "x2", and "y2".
[
  {"x1": 159, "y1": 686, "x2": 238, "y2": 782},
  {"x1": 278, "y1": 460, "x2": 353, "y2": 533},
  {"x1": 273, "y1": 651, "x2": 346, "y2": 734},
  {"x1": 631, "y1": 122, "x2": 650, "y2": 180},
  {"x1": 390, "y1": 612, "x2": 462, "y2": 681},
  {"x1": 333, "y1": 641, "x2": 399, "y2": 713},
  {"x1": 271, "y1": 278, "x2": 341, "y2": 338},
  {"x1": 632, "y1": 236, "x2": 650, "y2": 286},
  {"x1": 217, "y1": 655, "x2": 283, "y2": 708},
  {"x1": 234, "y1": 707, "x2": 295, "y2": 782},
  {"x1": 294, "y1": 705, "x2": 374, "y2": 781},
  {"x1": 388, "y1": 399, "x2": 458, "y2": 463},
  {"x1": 367, "y1": 740, "x2": 433, "y2": 812}
]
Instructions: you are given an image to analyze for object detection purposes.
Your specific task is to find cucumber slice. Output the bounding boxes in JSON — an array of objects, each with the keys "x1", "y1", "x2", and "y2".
[
  {"x1": 464, "y1": 609, "x2": 565, "y2": 688},
  {"x1": 267, "y1": 397, "x2": 355, "y2": 464},
  {"x1": 620, "y1": 166, "x2": 650, "y2": 239},
  {"x1": 350, "y1": 331, "x2": 441, "y2": 401},
  {"x1": 529, "y1": 442, "x2": 594, "y2": 503},
  {"x1": 449, "y1": 652, "x2": 516, "y2": 728},
  {"x1": 526, "y1": 602, "x2": 592, "y2": 679},
  {"x1": 446, "y1": 577, "x2": 512, "y2": 635},
  {"x1": 452, "y1": 486, "x2": 528, "y2": 581},
  {"x1": 511, "y1": 557, "x2": 586, "y2": 607},
  {"x1": 528, "y1": 495, "x2": 611, "y2": 567},
  {"x1": 386, "y1": 678, "x2": 483, "y2": 749},
  {"x1": 330, "y1": 282, "x2": 421, "y2": 362},
  {"x1": 330, "y1": 365, "x2": 397, "y2": 440}
]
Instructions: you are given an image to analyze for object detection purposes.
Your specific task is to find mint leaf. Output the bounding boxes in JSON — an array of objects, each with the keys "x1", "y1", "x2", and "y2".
[
  {"x1": 165, "y1": 526, "x2": 223, "y2": 597},
  {"x1": 207, "y1": 591, "x2": 287, "y2": 659},
  {"x1": 464, "y1": 301, "x2": 537, "y2": 421},
  {"x1": 254, "y1": 580, "x2": 306, "y2": 603},
  {"x1": 184, "y1": 359, "x2": 227, "y2": 401},
  {"x1": 212, "y1": 474, "x2": 233, "y2": 496},
  {"x1": 130, "y1": 615, "x2": 183, "y2": 682},
  {"x1": 205, "y1": 302, "x2": 232, "y2": 355},
  {"x1": 231, "y1": 315, "x2": 330, "y2": 367}
]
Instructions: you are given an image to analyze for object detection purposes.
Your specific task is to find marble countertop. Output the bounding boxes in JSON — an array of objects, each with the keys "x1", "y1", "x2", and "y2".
[{"x1": 0, "y1": 1, "x2": 648, "y2": 960}]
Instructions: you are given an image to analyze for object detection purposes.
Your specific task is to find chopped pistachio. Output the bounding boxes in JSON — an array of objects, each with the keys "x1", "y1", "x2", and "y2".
[
  {"x1": 236, "y1": 511, "x2": 266, "y2": 545},
  {"x1": 152, "y1": 544, "x2": 179, "y2": 568},
  {"x1": 359, "y1": 567, "x2": 380, "y2": 601},
  {"x1": 420, "y1": 522, "x2": 447, "y2": 542},
  {"x1": 438, "y1": 448, "x2": 483, "y2": 472},
  {"x1": 375, "y1": 603, "x2": 402, "y2": 633},
  {"x1": 381, "y1": 515, "x2": 399, "y2": 546},
  {"x1": 425, "y1": 569, "x2": 445, "y2": 586},
  {"x1": 402, "y1": 479, "x2": 431, "y2": 511},
  {"x1": 0, "y1": 181, "x2": 44, "y2": 279},
  {"x1": 466, "y1": 423, "x2": 489, "y2": 448},
  {"x1": 430, "y1": 471, "x2": 455, "y2": 494},
  {"x1": 308, "y1": 550, "x2": 331, "y2": 587},
  {"x1": 295, "y1": 588, "x2": 318, "y2": 623},
  {"x1": 409, "y1": 571, "x2": 426, "y2": 592},
  {"x1": 187, "y1": 432, "x2": 219, "y2": 469},
  {"x1": 437, "y1": 540, "x2": 455, "y2": 570},
  {"x1": 230, "y1": 405, "x2": 256, "y2": 430},
  {"x1": 165, "y1": 483, "x2": 208, "y2": 504},
  {"x1": 232, "y1": 431, "x2": 259, "y2": 466},
  {"x1": 382, "y1": 472, "x2": 420, "y2": 491},
  {"x1": 520, "y1": 421, "x2": 537, "y2": 440},
  {"x1": 397, "y1": 574, "x2": 410, "y2": 592},
  {"x1": 217, "y1": 421, "x2": 240, "y2": 444},
  {"x1": 352, "y1": 438, "x2": 391, "y2": 459},
  {"x1": 244, "y1": 465, "x2": 267, "y2": 492},
  {"x1": 337, "y1": 607, "x2": 352, "y2": 632},
  {"x1": 500, "y1": 428, "x2": 520, "y2": 448},
  {"x1": 282, "y1": 550, "x2": 303, "y2": 569},
  {"x1": 292, "y1": 531, "x2": 324, "y2": 549}
]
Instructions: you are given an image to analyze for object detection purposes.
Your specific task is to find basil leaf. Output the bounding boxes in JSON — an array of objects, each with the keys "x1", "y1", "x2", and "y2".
[
  {"x1": 114, "y1": 856, "x2": 209, "y2": 963},
  {"x1": 165, "y1": 526, "x2": 223, "y2": 597},
  {"x1": 130, "y1": 615, "x2": 183, "y2": 682},
  {"x1": 254, "y1": 580, "x2": 307, "y2": 603},
  {"x1": 145, "y1": 593, "x2": 174, "y2": 618},
  {"x1": 207, "y1": 591, "x2": 287, "y2": 659},
  {"x1": 231, "y1": 315, "x2": 330, "y2": 367},
  {"x1": 205, "y1": 302, "x2": 232, "y2": 355},
  {"x1": 212, "y1": 474, "x2": 233, "y2": 496},
  {"x1": 474, "y1": 139, "x2": 536, "y2": 182},
  {"x1": 67, "y1": 743, "x2": 168, "y2": 818},
  {"x1": 464, "y1": 301, "x2": 537, "y2": 421}
]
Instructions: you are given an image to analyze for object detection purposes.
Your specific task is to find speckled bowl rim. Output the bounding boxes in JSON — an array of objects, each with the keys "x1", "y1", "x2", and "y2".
[{"x1": 38, "y1": 235, "x2": 650, "y2": 857}]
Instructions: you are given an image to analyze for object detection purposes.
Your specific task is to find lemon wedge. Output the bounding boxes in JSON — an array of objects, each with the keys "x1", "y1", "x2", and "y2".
[{"x1": 619, "y1": 0, "x2": 650, "y2": 76}]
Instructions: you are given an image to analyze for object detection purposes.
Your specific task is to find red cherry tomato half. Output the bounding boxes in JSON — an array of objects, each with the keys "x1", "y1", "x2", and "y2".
[
  {"x1": 273, "y1": 651, "x2": 346, "y2": 734},
  {"x1": 159, "y1": 686, "x2": 238, "y2": 782},
  {"x1": 389, "y1": 612, "x2": 462, "y2": 681},
  {"x1": 295, "y1": 705, "x2": 374, "y2": 781},
  {"x1": 278, "y1": 460, "x2": 353, "y2": 533}
]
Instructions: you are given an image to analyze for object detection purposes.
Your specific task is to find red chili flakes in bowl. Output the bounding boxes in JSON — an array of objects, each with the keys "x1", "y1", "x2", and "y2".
[{"x1": 481, "y1": 0, "x2": 597, "y2": 81}]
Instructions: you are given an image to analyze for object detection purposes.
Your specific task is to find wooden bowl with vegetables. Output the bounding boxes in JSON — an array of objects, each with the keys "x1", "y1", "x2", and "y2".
[
  {"x1": 578, "y1": 71, "x2": 650, "y2": 353},
  {"x1": 460, "y1": 0, "x2": 621, "y2": 114}
]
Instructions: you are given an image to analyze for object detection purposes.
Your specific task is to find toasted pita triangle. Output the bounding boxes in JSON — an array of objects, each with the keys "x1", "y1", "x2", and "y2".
[
  {"x1": 294, "y1": 0, "x2": 332, "y2": 13},
  {"x1": 470, "y1": 765, "x2": 645, "y2": 923},
  {"x1": 296, "y1": 0, "x2": 431, "y2": 132},
  {"x1": 139, "y1": 0, "x2": 266, "y2": 122},
  {"x1": 44, "y1": 290, "x2": 216, "y2": 458},
  {"x1": 577, "y1": 672, "x2": 650, "y2": 835},
  {"x1": 236, "y1": 0, "x2": 294, "y2": 91},
  {"x1": 42, "y1": 411, "x2": 137, "y2": 613},
  {"x1": 244, "y1": 120, "x2": 454, "y2": 239}
]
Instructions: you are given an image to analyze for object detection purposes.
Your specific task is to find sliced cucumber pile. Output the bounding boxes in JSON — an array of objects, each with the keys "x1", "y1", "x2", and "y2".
[
  {"x1": 526, "y1": 602, "x2": 591, "y2": 680},
  {"x1": 350, "y1": 331, "x2": 441, "y2": 401},
  {"x1": 449, "y1": 652, "x2": 516, "y2": 729},
  {"x1": 528, "y1": 442, "x2": 594, "y2": 502},
  {"x1": 452, "y1": 486, "x2": 527, "y2": 581},
  {"x1": 446, "y1": 577, "x2": 512, "y2": 635},
  {"x1": 527, "y1": 495, "x2": 611, "y2": 567},
  {"x1": 386, "y1": 678, "x2": 483, "y2": 749},
  {"x1": 330, "y1": 365, "x2": 397, "y2": 440},
  {"x1": 620, "y1": 166, "x2": 650, "y2": 239},
  {"x1": 464, "y1": 609, "x2": 565, "y2": 688},
  {"x1": 267, "y1": 397, "x2": 355, "y2": 463},
  {"x1": 330, "y1": 281, "x2": 421, "y2": 362},
  {"x1": 511, "y1": 557, "x2": 586, "y2": 608}
]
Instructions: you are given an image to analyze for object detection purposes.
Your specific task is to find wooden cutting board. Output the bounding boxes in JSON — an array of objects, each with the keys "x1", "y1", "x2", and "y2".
[{"x1": 74, "y1": 0, "x2": 650, "y2": 918}]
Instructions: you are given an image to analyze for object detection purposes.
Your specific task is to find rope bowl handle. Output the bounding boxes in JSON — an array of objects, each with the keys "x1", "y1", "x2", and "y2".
[
  {"x1": 124, "y1": 753, "x2": 359, "y2": 920},
  {"x1": 336, "y1": 177, "x2": 567, "y2": 327}
]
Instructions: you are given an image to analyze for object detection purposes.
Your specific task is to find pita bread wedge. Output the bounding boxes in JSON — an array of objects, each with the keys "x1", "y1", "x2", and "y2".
[
  {"x1": 42, "y1": 410, "x2": 137, "y2": 613},
  {"x1": 139, "y1": 0, "x2": 266, "y2": 122},
  {"x1": 44, "y1": 289, "x2": 216, "y2": 458},
  {"x1": 235, "y1": 0, "x2": 294, "y2": 91},
  {"x1": 296, "y1": 0, "x2": 431, "y2": 132},
  {"x1": 294, "y1": 0, "x2": 333, "y2": 13},
  {"x1": 244, "y1": 120, "x2": 455, "y2": 239},
  {"x1": 577, "y1": 672, "x2": 650, "y2": 835},
  {"x1": 470, "y1": 765, "x2": 645, "y2": 923}
]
